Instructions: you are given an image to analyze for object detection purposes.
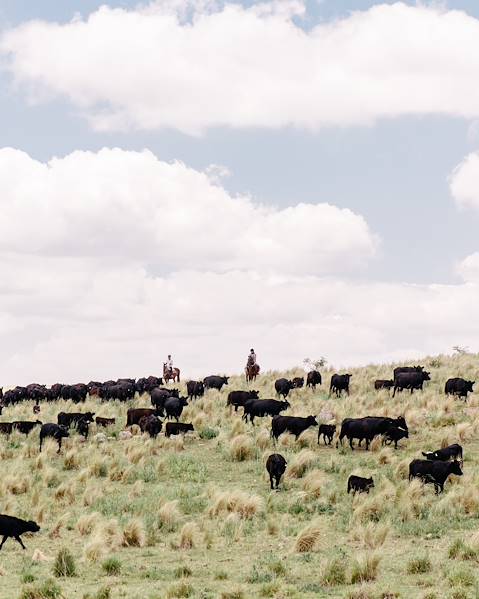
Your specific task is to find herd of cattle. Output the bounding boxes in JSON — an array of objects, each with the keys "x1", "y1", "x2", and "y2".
[{"x1": 0, "y1": 364, "x2": 474, "y2": 550}]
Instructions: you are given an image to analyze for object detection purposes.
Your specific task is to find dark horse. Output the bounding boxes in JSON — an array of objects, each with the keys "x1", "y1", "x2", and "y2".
[
  {"x1": 245, "y1": 357, "x2": 260, "y2": 382},
  {"x1": 163, "y1": 363, "x2": 181, "y2": 384}
]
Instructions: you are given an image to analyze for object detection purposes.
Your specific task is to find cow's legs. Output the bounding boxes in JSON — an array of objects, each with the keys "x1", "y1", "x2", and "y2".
[
  {"x1": 0, "y1": 536, "x2": 8, "y2": 550},
  {"x1": 14, "y1": 535, "x2": 26, "y2": 550}
]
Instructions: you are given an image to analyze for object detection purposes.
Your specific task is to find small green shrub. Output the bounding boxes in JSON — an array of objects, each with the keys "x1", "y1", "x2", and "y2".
[
  {"x1": 199, "y1": 428, "x2": 218, "y2": 440},
  {"x1": 321, "y1": 557, "x2": 347, "y2": 586},
  {"x1": 101, "y1": 557, "x2": 122, "y2": 576},
  {"x1": 52, "y1": 548, "x2": 77, "y2": 578},
  {"x1": 166, "y1": 582, "x2": 194, "y2": 598},
  {"x1": 19, "y1": 578, "x2": 63, "y2": 599},
  {"x1": 174, "y1": 565, "x2": 192, "y2": 578},
  {"x1": 407, "y1": 555, "x2": 432, "y2": 575}
]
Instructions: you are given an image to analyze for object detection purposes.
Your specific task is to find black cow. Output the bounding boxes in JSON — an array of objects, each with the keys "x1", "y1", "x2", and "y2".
[
  {"x1": 150, "y1": 388, "x2": 173, "y2": 412},
  {"x1": 422, "y1": 443, "x2": 463, "y2": 462},
  {"x1": 271, "y1": 415, "x2": 318, "y2": 440},
  {"x1": 393, "y1": 371, "x2": 430, "y2": 397},
  {"x1": 382, "y1": 426, "x2": 408, "y2": 449},
  {"x1": 292, "y1": 377, "x2": 304, "y2": 388},
  {"x1": 165, "y1": 422, "x2": 194, "y2": 437},
  {"x1": 374, "y1": 379, "x2": 394, "y2": 391},
  {"x1": 306, "y1": 371, "x2": 322, "y2": 390},
  {"x1": 266, "y1": 454, "x2": 287, "y2": 490},
  {"x1": 50, "y1": 383, "x2": 64, "y2": 400},
  {"x1": 57, "y1": 412, "x2": 95, "y2": 428},
  {"x1": 317, "y1": 424, "x2": 336, "y2": 445},
  {"x1": 164, "y1": 397, "x2": 188, "y2": 421},
  {"x1": 0, "y1": 515, "x2": 40, "y2": 550},
  {"x1": 445, "y1": 378, "x2": 474, "y2": 400},
  {"x1": 329, "y1": 374, "x2": 352, "y2": 397},
  {"x1": 347, "y1": 475, "x2": 374, "y2": 495},
  {"x1": 186, "y1": 381, "x2": 205, "y2": 400},
  {"x1": 409, "y1": 459, "x2": 463, "y2": 494},
  {"x1": 126, "y1": 408, "x2": 161, "y2": 427},
  {"x1": 227, "y1": 390, "x2": 259, "y2": 412},
  {"x1": 139, "y1": 415, "x2": 162, "y2": 438},
  {"x1": 242, "y1": 399, "x2": 290, "y2": 424},
  {"x1": 0, "y1": 423, "x2": 13, "y2": 435},
  {"x1": 39, "y1": 423, "x2": 69, "y2": 452},
  {"x1": 338, "y1": 416, "x2": 408, "y2": 450},
  {"x1": 274, "y1": 379, "x2": 294, "y2": 398},
  {"x1": 12, "y1": 421, "x2": 42, "y2": 436},
  {"x1": 203, "y1": 376, "x2": 229, "y2": 391},
  {"x1": 95, "y1": 416, "x2": 115, "y2": 427},
  {"x1": 393, "y1": 365, "x2": 424, "y2": 379}
]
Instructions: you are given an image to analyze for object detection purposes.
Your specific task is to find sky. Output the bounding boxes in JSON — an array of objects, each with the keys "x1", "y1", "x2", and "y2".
[{"x1": 0, "y1": 0, "x2": 479, "y2": 385}]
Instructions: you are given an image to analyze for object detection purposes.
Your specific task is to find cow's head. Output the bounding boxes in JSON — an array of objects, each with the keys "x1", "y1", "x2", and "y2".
[
  {"x1": 223, "y1": 377, "x2": 229, "y2": 384},
  {"x1": 26, "y1": 521, "x2": 41, "y2": 533},
  {"x1": 366, "y1": 478, "x2": 374, "y2": 489},
  {"x1": 84, "y1": 412, "x2": 95, "y2": 423},
  {"x1": 307, "y1": 416, "x2": 319, "y2": 426},
  {"x1": 395, "y1": 416, "x2": 408, "y2": 431},
  {"x1": 56, "y1": 425, "x2": 70, "y2": 439},
  {"x1": 450, "y1": 461, "x2": 463, "y2": 476},
  {"x1": 422, "y1": 371, "x2": 431, "y2": 381},
  {"x1": 422, "y1": 451, "x2": 435, "y2": 460},
  {"x1": 185, "y1": 424, "x2": 194, "y2": 432},
  {"x1": 249, "y1": 390, "x2": 260, "y2": 399},
  {"x1": 283, "y1": 401, "x2": 291, "y2": 409},
  {"x1": 180, "y1": 397, "x2": 189, "y2": 407},
  {"x1": 467, "y1": 381, "x2": 475, "y2": 392}
]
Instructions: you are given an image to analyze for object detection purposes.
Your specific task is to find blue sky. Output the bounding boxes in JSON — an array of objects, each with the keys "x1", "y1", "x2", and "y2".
[{"x1": 0, "y1": 0, "x2": 479, "y2": 382}]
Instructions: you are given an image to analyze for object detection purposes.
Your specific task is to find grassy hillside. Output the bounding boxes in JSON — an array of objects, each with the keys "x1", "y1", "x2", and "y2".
[{"x1": 1, "y1": 353, "x2": 479, "y2": 599}]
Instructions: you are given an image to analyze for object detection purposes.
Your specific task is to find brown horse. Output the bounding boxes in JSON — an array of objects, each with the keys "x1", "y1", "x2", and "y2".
[
  {"x1": 245, "y1": 363, "x2": 260, "y2": 382},
  {"x1": 163, "y1": 363, "x2": 180, "y2": 383}
]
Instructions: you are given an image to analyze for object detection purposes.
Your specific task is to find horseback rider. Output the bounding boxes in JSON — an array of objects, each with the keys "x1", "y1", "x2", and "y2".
[
  {"x1": 247, "y1": 348, "x2": 257, "y2": 368},
  {"x1": 166, "y1": 354, "x2": 174, "y2": 376}
]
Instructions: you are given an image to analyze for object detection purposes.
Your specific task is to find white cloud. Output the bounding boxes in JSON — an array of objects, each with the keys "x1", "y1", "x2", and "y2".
[
  {"x1": 2, "y1": 2, "x2": 479, "y2": 133},
  {"x1": 0, "y1": 147, "x2": 476, "y2": 385},
  {"x1": 449, "y1": 151, "x2": 479, "y2": 212},
  {"x1": 457, "y1": 252, "x2": 479, "y2": 283},
  {"x1": 0, "y1": 147, "x2": 375, "y2": 275}
]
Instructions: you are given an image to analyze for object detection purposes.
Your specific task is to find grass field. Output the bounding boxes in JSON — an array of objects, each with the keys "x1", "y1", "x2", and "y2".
[{"x1": 1, "y1": 353, "x2": 479, "y2": 599}]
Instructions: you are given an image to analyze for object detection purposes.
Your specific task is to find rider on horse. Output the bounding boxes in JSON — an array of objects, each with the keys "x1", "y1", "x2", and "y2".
[
  {"x1": 247, "y1": 349, "x2": 257, "y2": 368},
  {"x1": 167, "y1": 354, "x2": 174, "y2": 376}
]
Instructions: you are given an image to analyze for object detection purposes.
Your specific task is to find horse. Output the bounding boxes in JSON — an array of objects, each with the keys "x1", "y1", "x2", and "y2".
[
  {"x1": 245, "y1": 363, "x2": 260, "y2": 382},
  {"x1": 163, "y1": 363, "x2": 181, "y2": 384}
]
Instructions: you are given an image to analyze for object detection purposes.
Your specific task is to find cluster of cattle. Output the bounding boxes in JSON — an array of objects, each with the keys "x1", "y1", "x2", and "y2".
[{"x1": 0, "y1": 363, "x2": 474, "y2": 552}]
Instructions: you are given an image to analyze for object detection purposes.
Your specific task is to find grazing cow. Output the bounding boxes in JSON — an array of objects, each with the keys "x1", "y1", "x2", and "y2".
[
  {"x1": 292, "y1": 377, "x2": 304, "y2": 388},
  {"x1": 0, "y1": 515, "x2": 40, "y2": 550},
  {"x1": 227, "y1": 390, "x2": 260, "y2": 412},
  {"x1": 150, "y1": 388, "x2": 175, "y2": 412},
  {"x1": 186, "y1": 381, "x2": 205, "y2": 400},
  {"x1": 12, "y1": 421, "x2": 42, "y2": 436},
  {"x1": 329, "y1": 374, "x2": 352, "y2": 397},
  {"x1": 271, "y1": 415, "x2": 318, "y2": 440},
  {"x1": 409, "y1": 459, "x2": 463, "y2": 494},
  {"x1": 165, "y1": 422, "x2": 194, "y2": 437},
  {"x1": 422, "y1": 443, "x2": 463, "y2": 462},
  {"x1": 274, "y1": 379, "x2": 294, "y2": 399},
  {"x1": 393, "y1": 371, "x2": 430, "y2": 397},
  {"x1": 317, "y1": 424, "x2": 336, "y2": 445},
  {"x1": 39, "y1": 423, "x2": 69, "y2": 452},
  {"x1": 0, "y1": 423, "x2": 13, "y2": 435},
  {"x1": 57, "y1": 412, "x2": 95, "y2": 428},
  {"x1": 393, "y1": 365, "x2": 424, "y2": 379},
  {"x1": 242, "y1": 399, "x2": 290, "y2": 424},
  {"x1": 306, "y1": 371, "x2": 322, "y2": 390},
  {"x1": 164, "y1": 397, "x2": 188, "y2": 421},
  {"x1": 445, "y1": 378, "x2": 474, "y2": 400},
  {"x1": 139, "y1": 415, "x2": 162, "y2": 438},
  {"x1": 338, "y1": 416, "x2": 408, "y2": 450},
  {"x1": 95, "y1": 416, "x2": 115, "y2": 427},
  {"x1": 374, "y1": 380, "x2": 394, "y2": 391},
  {"x1": 76, "y1": 418, "x2": 90, "y2": 439},
  {"x1": 126, "y1": 408, "x2": 161, "y2": 427},
  {"x1": 203, "y1": 376, "x2": 229, "y2": 391},
  {"x1": 266, "y1": 454, "x2": 287, "y2": 490},
  {"x1": 347, "y1": 475, "x2": 374, "y2": 495},
  {"x1": 382, "y1": 426, "x2": 408, "y2": 449}
]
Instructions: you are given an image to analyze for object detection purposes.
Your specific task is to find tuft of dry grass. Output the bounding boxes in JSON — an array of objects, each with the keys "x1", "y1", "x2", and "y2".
[
  {"x1": 286, "y1": 449, "x2": 317, "y2": 478},
  {"x1": 350, "y1": 553, "x2": 380, "y2": 584},
  {"x1": 229, "y1": 434, "x2": 255, "y2": 462},
  {"x1": 121, "y1": 519, "x2": 146, "y2": 548},
  {"x1": 179, "y1": 522, "x2": 196, "y2": 550},
  {"x1": 158, "y1": 500, "x2": 181, "y2": 532},
  {"x1": 208, "y1": 489, "x2": 264, "y2": 519},
  {"x1": 294, "y1": 521, "x2": 322, "y2": 553}
]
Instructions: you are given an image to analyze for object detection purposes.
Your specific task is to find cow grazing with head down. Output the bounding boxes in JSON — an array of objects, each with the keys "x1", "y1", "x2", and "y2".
[
  {"x1": 347, "y1": 475, "x2": 374, "y2": 495},
  {"x1": 227, "y1": 390, "x2": 259, "y2": 412},
  {"x1": 374, "y1": 380, "x2": 394, "y2": 391},
  {"x1": 409, "y1": 459, "x2": 463, "y2": 494},
  {"x1": 393, "y1": 371, "x2": 430, "y2": 397},
  {"x1": 382, "y1": 426, "x2": 408, "y2": 449},
  {"x1": 292, "y1": 377, "x2": 304, "y2": 389},
  {"x1": 242, "y1": 399, "x2": 290, "y2": 424},
  {"x1": 329, "y1": 374, "x2": 352, "y2": 397},
  {"x1": 0, "y1": 515, "x2": 40, "y2": 550},
  {"x1": 266, "y1": 454, "x2": 287, "y2": 490},
  {"x1": 186, "y1": 381, "x2": 205, "y2": 400},
  {"x1": 165, "y1": 422, "x2": 194, "y2": 437},
  {"x1": 139, "y1": 415, "x2": 162, "y2": 438},
  {"x1": 271, "y1": 415, "x2": 318, "y2": 440},
  {"x1": 274, "y1": 379, "x2": 294, "y2": 399},
  {"x1": 445, "y1": 378, "x2": 474, "y2": 400},
  {"x1": 338, "y1": 416, "x2": 408, "y2": 450},
  {"x1": 422, "y1": 443, "x2": 463, "y2": 463},
  {"x1": 306, "y1": 370, "x2": 322, "y2": 390},
  {"x1": 39, "y1": 423, "x2": 69, "y2": 453},
  {"x1": 203, "y1": 376, "x2": 229, "y2": 391}
]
